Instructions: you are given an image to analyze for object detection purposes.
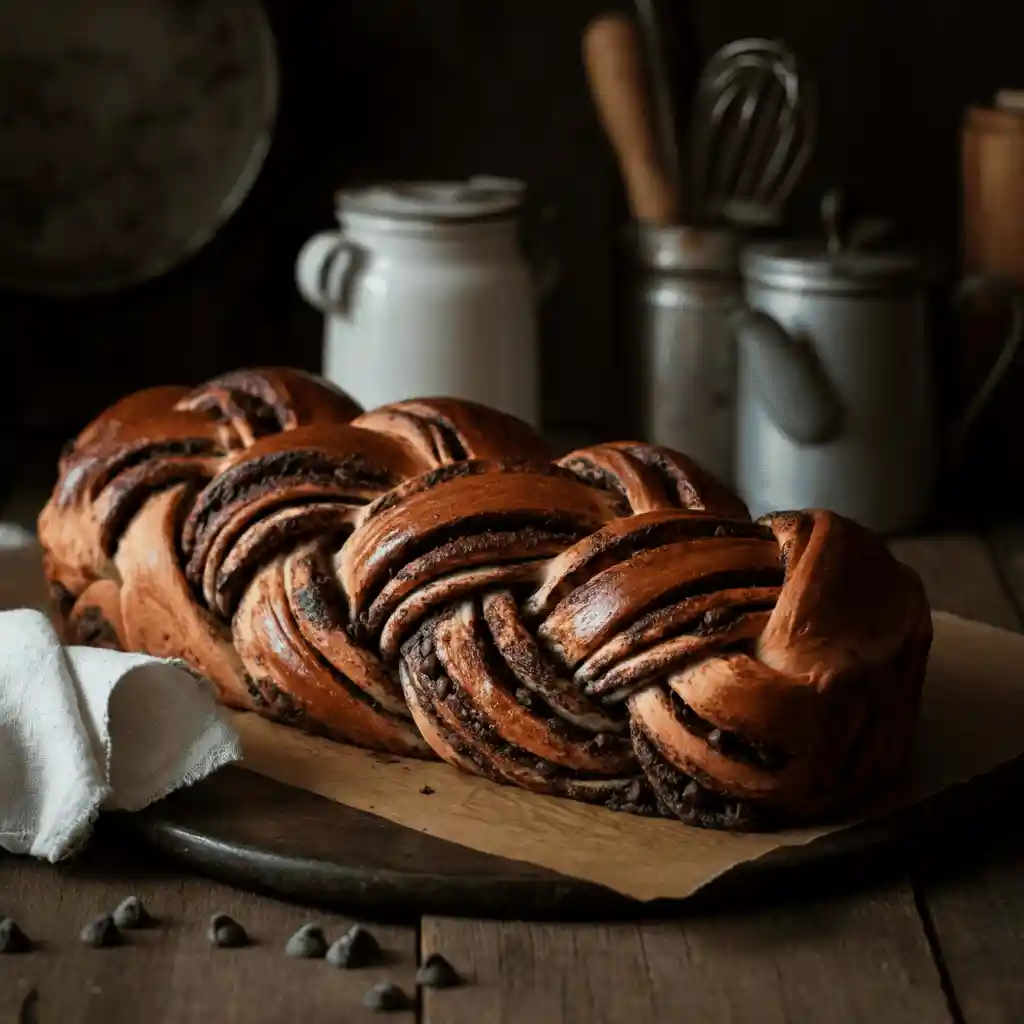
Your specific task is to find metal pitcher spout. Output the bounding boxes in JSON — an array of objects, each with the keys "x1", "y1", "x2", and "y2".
[{"x1": 729, "y1": 305, "x2": 843, "y2": 445}]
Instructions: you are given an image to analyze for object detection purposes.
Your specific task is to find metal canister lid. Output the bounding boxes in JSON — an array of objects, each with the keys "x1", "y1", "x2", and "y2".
[
  {"x1": 633, "y1": 224, "x2": 740, "y2": 275},
  {"x1": 741, "y1": 239, "x2": 925, "y2": 294},
  {"x1": 337, "y1": 176, "x2": 525, "y2": 223}
]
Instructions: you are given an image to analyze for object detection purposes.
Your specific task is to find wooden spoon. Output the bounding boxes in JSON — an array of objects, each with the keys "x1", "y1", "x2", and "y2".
[{"x1": 583, "y1": 12, "x2": 680, "y2": 225}]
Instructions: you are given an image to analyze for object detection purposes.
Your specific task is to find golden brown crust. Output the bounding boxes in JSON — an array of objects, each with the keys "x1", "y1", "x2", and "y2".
[{"x1": 38, "y1": 368, "x2": 933, "y2": 831}]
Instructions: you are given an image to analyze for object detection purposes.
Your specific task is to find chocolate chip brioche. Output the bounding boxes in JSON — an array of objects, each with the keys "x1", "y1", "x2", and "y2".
[{"x1": 39, "y1": 368, "x2": 932, "y2": 831}]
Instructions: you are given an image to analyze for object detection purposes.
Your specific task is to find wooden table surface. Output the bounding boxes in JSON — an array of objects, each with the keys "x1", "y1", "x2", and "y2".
[{"x1": 2, "y1": 474, "x2": 1023, "y2": 1023}]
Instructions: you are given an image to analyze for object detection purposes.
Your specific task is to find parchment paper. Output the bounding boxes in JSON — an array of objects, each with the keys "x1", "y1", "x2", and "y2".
[{"x1": 233, "y1": 611, "x2": 1024, "y2": 902}]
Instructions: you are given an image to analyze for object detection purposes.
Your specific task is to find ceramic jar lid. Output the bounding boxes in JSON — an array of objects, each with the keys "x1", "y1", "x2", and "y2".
[{"x1": 337, "y1": 177, "x2": 526, "y2": 223}]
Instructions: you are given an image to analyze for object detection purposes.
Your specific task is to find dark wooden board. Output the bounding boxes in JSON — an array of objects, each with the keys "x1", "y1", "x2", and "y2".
[
  {"x1": 133, "y1": 767, "x2": 630, "y2": 921},
  {"x1": 132, "y1": 755, "x2": 1022, "y2": 924}
]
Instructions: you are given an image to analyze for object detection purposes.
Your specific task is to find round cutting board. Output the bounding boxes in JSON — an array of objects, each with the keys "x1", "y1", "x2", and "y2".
[
  {"x1": 129, "y1": 765, "x2": 1002, "y2": 921},
  {"x1": 0, "y1": 0, "x2": 277, "y2": 295}
]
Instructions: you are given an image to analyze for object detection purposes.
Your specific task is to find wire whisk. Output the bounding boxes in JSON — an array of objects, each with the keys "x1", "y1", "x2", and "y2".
[{"x1": 690, "y1": 38, "x2": 817, "y2": 228}]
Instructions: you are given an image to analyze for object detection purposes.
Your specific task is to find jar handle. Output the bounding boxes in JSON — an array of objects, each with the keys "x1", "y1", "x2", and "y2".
[
  {"x1": 295, "y1": 231, "x2": 360, "y2": 316},
  {"x1": 949, "y1": 273, "x2": 1024, "y2": 467}
]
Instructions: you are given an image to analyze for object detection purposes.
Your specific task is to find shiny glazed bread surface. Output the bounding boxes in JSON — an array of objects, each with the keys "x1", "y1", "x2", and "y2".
[{"x1": 38, "y1": 368, "x2": 932, "y2": 831}]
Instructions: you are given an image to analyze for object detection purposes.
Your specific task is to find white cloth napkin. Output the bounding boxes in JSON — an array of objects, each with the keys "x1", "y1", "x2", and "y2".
[{"x1": 0, "y1": 524, "x2": 242, "y2": 861}]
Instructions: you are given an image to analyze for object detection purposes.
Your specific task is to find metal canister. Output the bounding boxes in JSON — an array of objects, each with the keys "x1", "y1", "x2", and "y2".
[
  {"x1": 730, "y1": 241, "x2": 933, "y2": 533},
  {"x1": 633, "y1": 225, "x2": 741, "y2": 484}
]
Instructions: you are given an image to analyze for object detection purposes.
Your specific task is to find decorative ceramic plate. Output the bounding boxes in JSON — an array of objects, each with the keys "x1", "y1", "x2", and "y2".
[{"x1": 0, "y1": 0, "x2": 278, "y2": 295}]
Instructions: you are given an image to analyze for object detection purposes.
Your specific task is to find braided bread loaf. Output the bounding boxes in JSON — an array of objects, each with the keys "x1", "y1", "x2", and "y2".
[{"x1": 39, "y1": 368, "x2": 932, "y2": 831}]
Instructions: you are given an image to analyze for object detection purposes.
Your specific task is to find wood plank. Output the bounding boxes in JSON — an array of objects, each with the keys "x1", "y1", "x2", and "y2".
[
  {"x1": 894, "y1": 529, "x2": 1024, "y2": 1024},
  {"x1": 0, "y1": 835, "x2": 418, "y2": 1024},
  {"x1": 421, "y1": 888, "x2": 952, "y2": 1024},
  {"x1": 915, "y1": 829, "x2": 1024, "y2": 1024},
  {"x1": 888, "y1": 532, "x2": 1020, "y2": 631}
]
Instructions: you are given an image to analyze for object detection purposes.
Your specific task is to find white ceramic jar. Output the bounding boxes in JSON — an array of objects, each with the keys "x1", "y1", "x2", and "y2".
[{"x1": 295, "y1": 178, "x2": 549, "y2": 427}]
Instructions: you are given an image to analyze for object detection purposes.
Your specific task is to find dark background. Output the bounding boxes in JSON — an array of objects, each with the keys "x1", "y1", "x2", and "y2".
[{"x1": 3, "y1": 0, "x2": 1022, "y2": 445}]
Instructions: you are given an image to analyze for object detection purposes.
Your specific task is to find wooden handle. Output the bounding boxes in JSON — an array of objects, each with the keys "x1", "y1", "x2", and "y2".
[
  {"x1": 963, "y1": 106, "x2": 1024, "y2": 287},
  {"x1": 583, "y1": 12, "x2": 679, "y2": 225},
  {"x1": 995, "y1": 89, "x2": 1024, "y2": 113}
]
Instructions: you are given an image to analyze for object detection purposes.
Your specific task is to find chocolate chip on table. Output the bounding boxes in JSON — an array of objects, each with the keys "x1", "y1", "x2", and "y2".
[
  {"x1": 208, "y1": 913, "x2": 248, "y2": 948},
  {"x1": 362, "y1": 981, "x2": 412, "y2": 1012},
  {"x1": 0, "y1": 918, "x2": 31, "y2": 953},
  {"x1": 285, "y1": 923, "x2": 327, "y2": 958},
  {"x1": 79, "y1": 914, "x2": 120, "y2": 948},
  {"x1": 416, "y1": 953, "x2": 461, "y2": 989},
  {"x1": 112, "y1": 896, "x2": 151, "y2": 930},
  {"x1": 419, "y1": 785, "x2": 435, "y2": 795},
  {"x1": 325, "y1": 924, "x2": 381, "y2": 968}
]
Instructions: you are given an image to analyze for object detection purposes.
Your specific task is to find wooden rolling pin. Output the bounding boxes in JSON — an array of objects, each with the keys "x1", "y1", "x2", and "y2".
[
  {"x1": 583, "y1": 12, "x2": 680, "y2": 225},
  {"x1": 963, "y1": 99, "x2": 1024, "y2": 288}
]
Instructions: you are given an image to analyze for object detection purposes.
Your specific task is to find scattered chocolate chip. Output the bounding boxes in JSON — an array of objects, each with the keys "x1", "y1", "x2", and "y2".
[
  {"x1": 112, "y1": 896, "x2": 150, "y2": 930},
  {"x1": 0, "y1": 918, "x2": 31, "y2": 953},
  {"x1": 419, "y1": 785, "x2": 435, "y2": 795},
  {"x1": 714, "y1": 524, "x2": 727, "y2": 536},
  {"x1": 682, "y1": 780, "x2": 702, "y2": 803},
  {"x1": 416, "y1": 953, "x2": 460, "y2": 989},
  {"x1": 326, "y1": 924, "x2": 380, "y2": 968},
  {"x1": 79, "y1": 914, "x2": 120, "y2": 948},
  {"x1": 624, "y1": 778, "x2": 643, "y2": 803},
  {"x1": 593, "y1": 732, "x2": 615, "y2": 750},
  {"x1": 285, "y1": 923, "x2": 327, "y2": 958},
  {"x1": 434, "y1": 675, "x2": 451, "y2": 699},
  {"x1": 706, "y1": 728, "x2": 724, "y2": 750},
  {"x1": 418, "y1": 634, "x2": 433, "y2": 657},
  {"x1": 208, "y1": 913, "x2": 248, "y2": 948},
  {"x1": 363, "y1": 981, "x2": 411, "y2": 1012}
]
